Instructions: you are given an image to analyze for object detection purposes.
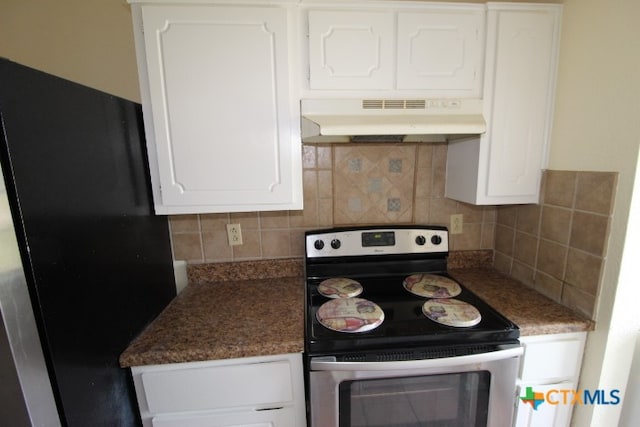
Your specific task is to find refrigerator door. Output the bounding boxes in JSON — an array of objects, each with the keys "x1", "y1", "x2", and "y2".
[
  {"x1": 0, "y1": 58, "x2": 176, "y2": 426},
  {"x1": 0, "y1": 160, "x2": 60, "y2": 427}
]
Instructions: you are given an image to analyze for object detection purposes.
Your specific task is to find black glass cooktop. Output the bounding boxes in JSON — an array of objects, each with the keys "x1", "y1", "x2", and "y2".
[{"x1": 305, "y1": 273, "x2": 519, "y2": 355}]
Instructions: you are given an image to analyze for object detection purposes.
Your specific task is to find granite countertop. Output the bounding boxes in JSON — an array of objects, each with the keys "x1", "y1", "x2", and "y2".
[
  {"x1": 119, "y1": 259, "x2": 305, "y2": 367},
  {"x1": 448, "y1": 268, "x2": 593, "y2": 336},
  {"x1": 120, "y1": 254, "x2": 593, "y2": 368}
]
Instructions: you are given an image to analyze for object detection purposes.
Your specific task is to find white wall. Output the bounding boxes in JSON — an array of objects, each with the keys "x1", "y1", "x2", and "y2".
[
  {"x1": 619, "y1": 332, "x2": 640, "y2": 426},
  {"x1": 548, "y1": 0, "x2": 640, "y2": 425},
  {"x1": 0, "y1": 0, "x2": 140, "y2": 102}
]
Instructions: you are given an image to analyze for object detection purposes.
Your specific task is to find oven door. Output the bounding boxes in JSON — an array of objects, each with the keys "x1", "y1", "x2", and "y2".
[{"x1": 309, "y1": 345, "x2": 523, "y2": 427}]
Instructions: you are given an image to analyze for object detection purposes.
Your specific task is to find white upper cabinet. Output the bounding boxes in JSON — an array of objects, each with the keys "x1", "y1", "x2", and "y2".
[
  {"x1": 304, "y1": 4, "x2": 485, "y2": 98},
  {"x1": 308, "y1": 10, "x2": 395, "y2": 90},
  {"x1": 130, "y1": 1, "x2": 302, "y2": 214},
  {"x1": 396, "y1": 10, "x2": 484, "y2": 94},
  {"x1": 446, "y1": 3, "x2": 561, "y2": 205}
]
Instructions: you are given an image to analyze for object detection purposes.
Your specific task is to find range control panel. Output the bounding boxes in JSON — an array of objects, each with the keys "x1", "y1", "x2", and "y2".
[{"x1": 305, "y1": 226, "x2": 449, "y2": 259}]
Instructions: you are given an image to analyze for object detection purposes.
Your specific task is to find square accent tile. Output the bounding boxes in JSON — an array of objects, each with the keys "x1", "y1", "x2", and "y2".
[
  {"x1": 348, "y1": 158, "x2": 362, "y2": 172},
  {"x1": 333, "y1": 145, "x2": 415, "y2": 224},
  {"x1": 387, "y1": 198, "x2": 401, "y2": 212},
  {"x1": 348, "y1": 197, "x2": 362, "y2": 212},
  {"x1": 389, "y1": 159, "x2": 403, "y2": 173},
  {"x1": 369, "y1": 178, "x2": 383, "y2": 193}
]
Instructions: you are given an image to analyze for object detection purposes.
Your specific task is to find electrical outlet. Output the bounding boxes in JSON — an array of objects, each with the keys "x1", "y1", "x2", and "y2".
[
  {"x1": 226, "y1": 223, "x2": 243, "y2": 246},
  {"x1": 450, "y1": 214, "x2": 463, "y2": 235}
]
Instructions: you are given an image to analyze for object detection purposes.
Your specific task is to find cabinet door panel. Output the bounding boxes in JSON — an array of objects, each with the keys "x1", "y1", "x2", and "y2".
[
  {"x1": 485, "y1": 9, "x2": 557, "y2": 198},
  {"x1": 151, "y1": 407, "x2": 294, "y2": 427},
  {"x1": 521, "y1": 338, "x2": 583, "y2": 382},
  {"x1": 397, "y1": 10, "x2": 483, "y2": 95},
  {"x1": 141, "y1": 5, "x2": 299, "y2": 211},
  {"x1": 141, "y1": 360, "x2": 293, "y2": 413},
  {"x1": 308, "y1": 10, "x2": 394, "y2": 89},
  {"x1": 515, "y1": 382, "x2": 574, "y2": 427}
]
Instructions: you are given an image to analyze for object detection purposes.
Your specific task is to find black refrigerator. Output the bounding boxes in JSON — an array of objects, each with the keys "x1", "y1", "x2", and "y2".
[{"x1": 0, "y1": 58, "x2": 176, "y2": 426}]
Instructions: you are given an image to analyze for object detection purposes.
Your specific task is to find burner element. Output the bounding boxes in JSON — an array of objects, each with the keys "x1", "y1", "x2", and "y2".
[
  {"x1": 318, "y1": 278, "x2": 363, "y2": 299},
  {"x1": 316, "y1": 298, "x2": 384, "y2": 333},
  {"x1": 403, "y1": 273, "x2": 462, "y2": 298},
  {"x1": 422, "y1": 299, "x2": 482, "y2": 327}
]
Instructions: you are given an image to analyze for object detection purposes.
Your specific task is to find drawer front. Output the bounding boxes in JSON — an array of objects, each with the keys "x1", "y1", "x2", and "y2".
[
  {"x1": 151, "y1": 407, "x2": 294, "y2": 427},
  {"x1": 141, "y1": 360, "x2": 293, "y2": 413},
  {"x1": 520, "y1": 338, "x2": 583, "y2": 382}
]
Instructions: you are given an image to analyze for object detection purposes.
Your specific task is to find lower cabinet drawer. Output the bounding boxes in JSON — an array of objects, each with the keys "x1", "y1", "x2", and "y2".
[
  {"x1": 520, "y1": 335, "x2": 584, "y2": 383},
  {"x1": 141, "y1": 360, "x2": 293, "y2": 413},
  {"x1": 151, "y1": 407, "x2": 294, "y2": 427}
]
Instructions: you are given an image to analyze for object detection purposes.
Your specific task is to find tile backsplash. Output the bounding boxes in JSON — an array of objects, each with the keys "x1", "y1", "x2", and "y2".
[
  {"x1": 493, "y1": 170, "x2": 617, "y2": 320},
  {"x1": 169, "y1": 147, "x2": 617, "y2": 320},
  {"x1": 169, "y1": 143, "x2": 497, "y2": 263}
]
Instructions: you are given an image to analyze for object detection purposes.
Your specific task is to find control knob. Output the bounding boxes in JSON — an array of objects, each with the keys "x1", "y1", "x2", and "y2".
[
  {"x1": 415, "y1": 235, "x2": 426, "y2": 246},
  {"x1": 313, "y1": 240, "x2": 324, "y2": 250},
  {"x1": 331, "y1": 239, "x2": 341, "y2": 249},
  {"x1": 431, "y1": 235, "x2": 443, "y2": 245}
]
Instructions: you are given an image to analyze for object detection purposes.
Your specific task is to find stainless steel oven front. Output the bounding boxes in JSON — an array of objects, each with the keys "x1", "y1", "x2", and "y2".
[
  {"x1": 308, "y1": 345, "x2": 523, "y2": 427},
  {"x1": 304, "y1": 226, "x2": 522, "y2": 427}
]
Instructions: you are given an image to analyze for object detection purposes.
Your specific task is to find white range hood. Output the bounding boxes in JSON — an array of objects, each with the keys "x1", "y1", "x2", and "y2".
[{"x1": 301, "y1": 98, "x2": 486, "y2": 143}]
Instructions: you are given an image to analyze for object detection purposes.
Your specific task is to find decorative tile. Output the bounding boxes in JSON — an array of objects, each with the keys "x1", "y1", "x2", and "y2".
[
  {"x1": 369, "y1": 177, "x2": 383, "y2": 193},
  {"x1": 333, "y1": 144, "x2": 415, "y2": 224},
  {"x1": 387, "y1": 198, "x2": 401, "y2": 212},
  {"x1": 348, "y1": 158, "x2": 362, "y2": 172},
  {"x1": 389, "y1": 158, "x2": 403, "y2": 173}
]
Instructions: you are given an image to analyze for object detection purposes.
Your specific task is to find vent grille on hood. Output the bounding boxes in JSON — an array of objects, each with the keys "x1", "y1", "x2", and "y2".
[
  {"x1": 362, "y1": 99, "x2": 427, "y2": 110},
  {"x1": 301, "y1": 98, "x2": 486, "y2": 143}
]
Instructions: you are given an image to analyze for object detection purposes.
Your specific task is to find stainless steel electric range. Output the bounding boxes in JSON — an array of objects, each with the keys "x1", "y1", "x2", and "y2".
[{"x1": 304, "y1": 225, "x2": 522, "y2": 427}]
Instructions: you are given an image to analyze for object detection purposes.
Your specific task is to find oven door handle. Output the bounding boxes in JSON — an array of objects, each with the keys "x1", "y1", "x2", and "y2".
[{"x1": 310, "y1": 345, "x2": 523, "y2": 371}]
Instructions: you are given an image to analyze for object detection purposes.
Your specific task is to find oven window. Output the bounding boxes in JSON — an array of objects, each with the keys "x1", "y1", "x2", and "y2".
[{"x1": 338, "y1": 371, "x2": 490, "y2": 427}]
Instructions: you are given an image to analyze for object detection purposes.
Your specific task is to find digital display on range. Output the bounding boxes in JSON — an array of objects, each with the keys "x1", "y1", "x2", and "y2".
[{"x1": 362, "y1": 231, "x2": 395, "y2": 247}]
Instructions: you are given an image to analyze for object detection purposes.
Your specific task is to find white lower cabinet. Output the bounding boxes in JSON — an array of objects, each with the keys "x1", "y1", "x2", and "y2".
[
  {"x1": 514, "y1": 332, "x2": 587, "y2": 427},
  {"x1": 130, "y1": 353, "x2": 306, "y2": 427}
]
